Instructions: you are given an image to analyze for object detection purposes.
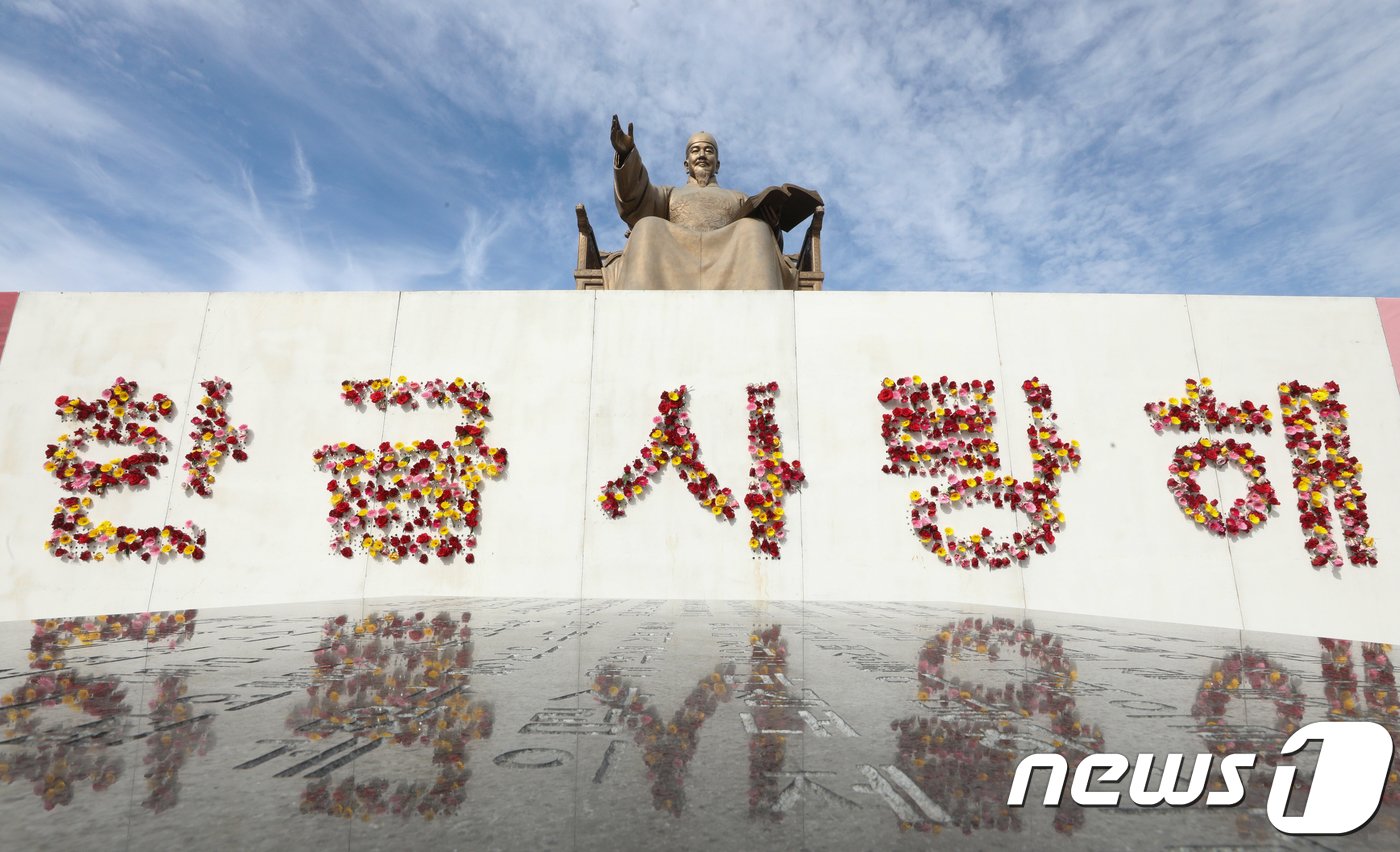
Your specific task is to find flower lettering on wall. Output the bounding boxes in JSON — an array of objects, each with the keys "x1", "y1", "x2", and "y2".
[
  {"x1": 1144, "y1": 378, "x2": 1279, "y2": 537},
  {"x1": 1279, "y1": 381, "x2": 1377, "y2": 568},
  {"x1": 599, "y1": 383, "x2": 805, "y2": 557},
  {"x1": 48, "y1": 498, "x2": 206, "y2": 562},
  {"x1": 45, "y1": 378, "x2": 173, "y2": 494},
  {"x1": 43, "y1": 378, "x2": 204, "y2": 562},
  {"x1": 182, "y1": 377, "x2": 251, "y2": 497},
  {"x1": 745, "y1": 383, "x2": 805, "y2": 557},
  {"x1": 880, "y1": 377, "x2": 1081, "y2": 569},
  {"x1": 314, "y1": 378, "x2": 508, "y2": 564}
]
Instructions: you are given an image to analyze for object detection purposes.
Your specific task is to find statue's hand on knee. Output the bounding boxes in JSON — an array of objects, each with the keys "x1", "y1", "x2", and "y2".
[{"x1": 760, "y1": 200, "x2": 781, "y2": 237}]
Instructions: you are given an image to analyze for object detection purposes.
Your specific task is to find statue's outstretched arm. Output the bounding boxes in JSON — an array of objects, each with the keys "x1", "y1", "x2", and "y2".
[
  {"x1": 612, "y1": 115, "x2": 666, "y2": 226},
  {"x1": 610, "y1": 114, "x2": 635, "y2": 166}
]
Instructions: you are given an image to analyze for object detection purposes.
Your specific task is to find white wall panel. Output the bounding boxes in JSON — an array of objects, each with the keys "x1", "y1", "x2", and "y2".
[
  {"x1": 0, "y1": 290, "x2": 1396, "y2": 642},
  {"x1": 1187, "y1": 295, "x2": 1400, "y2": 642},
  {"x1": 145, "y1": 292, "x2": 398, "y2": 614},
  {"x1": 995, "y1": 292, "x2": 1244, "y2": 631},
  {"x1": 375, "y1": 291, "x2": 596, "y2": 600},
  {"x1": 0, "y1": 293, "x2": 208, "y2": 618},
  {"x1": 794, "y1": 292, "x2": 1027, "y2": 610},
  {"x1": 582, "y1": 291, "x2": 803, "y2": 601}
]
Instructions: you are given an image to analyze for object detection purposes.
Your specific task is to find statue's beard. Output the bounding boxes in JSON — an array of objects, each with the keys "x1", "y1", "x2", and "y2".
[{"x1": 689, "y1": 163, "x2": 715, "y2": 185}]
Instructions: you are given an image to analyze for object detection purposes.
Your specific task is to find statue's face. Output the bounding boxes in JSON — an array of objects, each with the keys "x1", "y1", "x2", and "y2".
[{"x1": 684, "y1": 137, "x2": 719, "y2": 183}]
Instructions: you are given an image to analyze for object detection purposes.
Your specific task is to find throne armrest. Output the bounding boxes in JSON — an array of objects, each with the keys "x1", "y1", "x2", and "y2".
[
  {"x1": 794, "y1": 205, "x2": 824, "y2": 291},
  {"x1": 796, "y1": 206, "x2": 823, "y2": 273},
  {"x1": 576, "y1": 204, "x2": 603, "y2": 270},
  {"x1": 574, "y1": 204, "x2": 606, "y2": 290}
]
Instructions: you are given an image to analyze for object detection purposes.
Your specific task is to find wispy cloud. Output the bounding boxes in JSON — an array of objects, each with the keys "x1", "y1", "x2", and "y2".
[
  {"x1": 0, "y1": 56, "x2": 117, "y2": 143},
  {"x1": 290, "y1": 135, "x2": 316, "y2": 207},
  {"x1": 456, "y1": 206, "x2": 509, "y2": 289},
  {"x1": 0, "y1": 190, "x2": 182, "y2": 290},
  {"x1": 1, "y1": 1, "x2": 1398, "y2": 296},
  {"x1": 237, "y1": 163, "x2": 263, "y2": 227}
]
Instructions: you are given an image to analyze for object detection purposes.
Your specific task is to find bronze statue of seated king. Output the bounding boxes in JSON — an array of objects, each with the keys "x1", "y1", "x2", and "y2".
[{"x1": 574, "y1": 116, "x2": 824, "y2": 291}]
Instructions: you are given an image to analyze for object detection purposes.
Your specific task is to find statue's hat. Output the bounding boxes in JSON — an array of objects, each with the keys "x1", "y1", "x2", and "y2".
[{"x1": 685, "y1": 131, "x2": 719, "y2": 155}]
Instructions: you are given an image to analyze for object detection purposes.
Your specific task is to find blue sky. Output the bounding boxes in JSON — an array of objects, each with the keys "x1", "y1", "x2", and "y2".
[{"x1": 1, "y1": 0, "x2": 1398, "y2": 295}]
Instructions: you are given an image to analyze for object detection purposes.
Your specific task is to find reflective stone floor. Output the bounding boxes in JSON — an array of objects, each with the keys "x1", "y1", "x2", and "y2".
[{"x1": 2, "y1": 597, "x2": 1396, "y2": 850}]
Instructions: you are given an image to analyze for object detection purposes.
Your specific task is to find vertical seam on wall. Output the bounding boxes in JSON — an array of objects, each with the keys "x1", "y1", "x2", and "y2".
[
  {"x1": 787, "y1": 289, "x2": 807, "y2": 850},
  {"x1": 573, "y1": 290, "x2": 599, "y2": 852},
  {"x1": 148, "y1": 292, "x2": 213, "y2": 613},
  {"x1": 132, "y1": 291, "x2": 211, "y2": 835},
  {"x1": 789, "y1": 290, "x2": 805, "y2": 610},
  {"x1": 367, "y1": 292, "x2": 404, "y2": 616},
  {"x1": 988, "y1": 292, "x2": 1029, "y2": 617},
  {"x1": 577, "y1": 293, "x2": 599, "y2": 610},
  {"x1": 1185, "y1": 295, "x2": 1248, "y2": 650}
]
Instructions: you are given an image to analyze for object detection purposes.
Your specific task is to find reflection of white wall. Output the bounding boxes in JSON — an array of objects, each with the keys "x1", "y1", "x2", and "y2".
[{"x1": 0, "y1": 291, "x2": 1397, "y2": 642}]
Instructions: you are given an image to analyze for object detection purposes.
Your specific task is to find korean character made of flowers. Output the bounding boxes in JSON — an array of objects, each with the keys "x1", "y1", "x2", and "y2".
[
  {"x1": 880, "y1": 376, "x2": 1081, "y2": 570},
  {"x1": 313, "y1": 378, "x2": 507, "y2": 564}
]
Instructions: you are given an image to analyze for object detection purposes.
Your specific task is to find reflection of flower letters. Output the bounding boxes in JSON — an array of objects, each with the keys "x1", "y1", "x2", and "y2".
[
  {"x1": 746, "y1": 626, "x2": 798, "y2": 820},
  {"x1": 2, "y1": 612, "x2": 200, "y2": 811},
  {"x1": 880, "y1": 377, "x2": 1081, "y2": 569},
  {"x1": 1191, "y1": 649, "x2": 1308, "y2": 840},
  {"x1": 598, "y1": 383, "x2": 805, "y2": 557},
  {"x1": 1318, "y1": 638, "x2": 1399, "y2": 821},
  {"x1": 288, "y1": 611, "x2": 493, "y2": 821},
  {"x1": 591, "y1": 658, "x2": 735, "y2": 817},
  {"x1": 885, "y1": 617, "x2": 1103, "y2": 836}
]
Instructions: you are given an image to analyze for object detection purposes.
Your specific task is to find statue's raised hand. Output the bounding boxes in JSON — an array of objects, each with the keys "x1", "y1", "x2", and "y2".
[{"x1": 610, "y1": 115, "x2": 635, "y2": 159}]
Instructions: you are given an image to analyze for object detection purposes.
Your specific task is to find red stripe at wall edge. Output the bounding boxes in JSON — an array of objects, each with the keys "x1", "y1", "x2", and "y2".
[
  {"x1": 1377, "y1": 298, "x2": 1400, "y2": 395},
  {"x1": 0, "y1": 293, "x2": 17, "y2": 364}
]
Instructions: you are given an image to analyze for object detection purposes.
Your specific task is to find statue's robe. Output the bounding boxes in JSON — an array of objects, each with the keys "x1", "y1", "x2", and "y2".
[{"x1": 603, "y1": 150, "x2": 797, "y2": 291}]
